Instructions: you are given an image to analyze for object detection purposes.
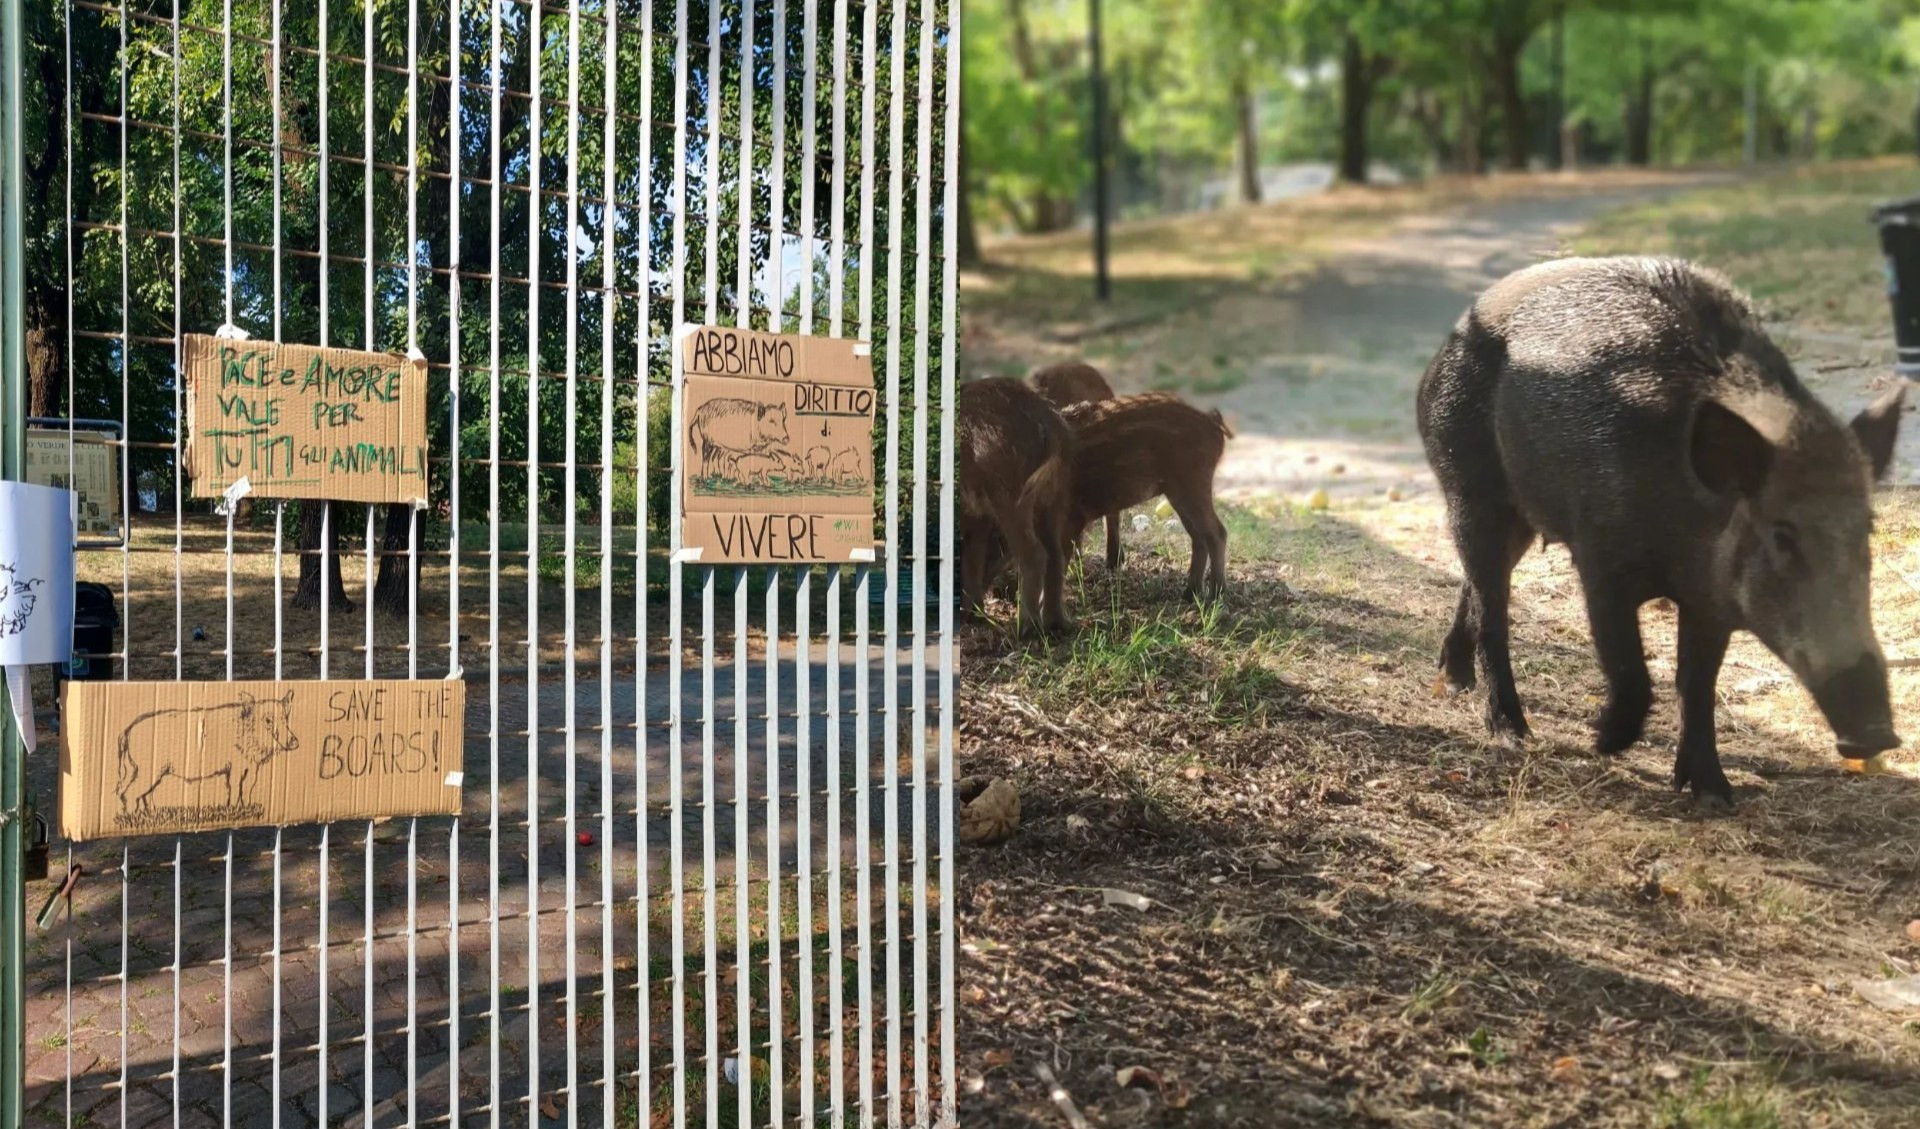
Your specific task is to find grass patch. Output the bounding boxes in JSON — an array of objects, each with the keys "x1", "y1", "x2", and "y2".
[{"x1": 1572, "y1": 157, "x2": 1916, "y2": 333}]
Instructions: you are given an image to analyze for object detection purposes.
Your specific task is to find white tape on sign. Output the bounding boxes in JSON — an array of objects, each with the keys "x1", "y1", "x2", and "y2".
[
  {"x1": 5, "y1": 666, "x2": 34, "y2": 754},
  {"x1": 671, "y1": 547, "x2": 705, "y2": 563},
  {"x1": 444, "y1": 771, "x2": 464, "y2": 788},
  {"x1": 216, "y1": 476, "x2": 252, "y2": 516}
]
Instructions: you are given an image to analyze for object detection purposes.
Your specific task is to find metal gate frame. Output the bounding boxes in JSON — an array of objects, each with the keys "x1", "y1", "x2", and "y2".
[{"x1": 0, "y1": 0, "x2": 959, "y2": 1123}]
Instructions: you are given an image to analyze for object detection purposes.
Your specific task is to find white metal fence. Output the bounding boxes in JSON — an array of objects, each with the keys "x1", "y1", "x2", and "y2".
[{"x1": 13, "y1": 0, "x2": 957, "y2": 1123}]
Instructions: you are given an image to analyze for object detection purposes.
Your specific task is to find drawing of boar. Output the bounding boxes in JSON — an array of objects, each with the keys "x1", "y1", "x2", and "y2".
[
  {"x1": 116, "y1": 690, "x2": 300, "y2": 814},
  {"x1": 689, "y1": 398, "x2": 790, "y2": 478},
  {"x1": 804, "y1": 445, "x2": 834, "y2": 479},
  {"x1": 830, "y1": 447, "x2": 865, "y2": 484},
  {"x1": 732, "y1": 452, "x2": 787, "y2": 488}
]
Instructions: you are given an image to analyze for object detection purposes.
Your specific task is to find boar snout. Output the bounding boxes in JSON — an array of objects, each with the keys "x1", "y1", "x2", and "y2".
[{"x1": 1809, "y1": 652, "x2": 1901, "y2": 757}]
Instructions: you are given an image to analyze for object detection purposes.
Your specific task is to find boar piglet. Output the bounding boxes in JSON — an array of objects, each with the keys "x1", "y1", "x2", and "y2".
[
  {"x1": 1060, "y1": 392, "x2": 1231, "y2": 600},
  {"x1": 1417, "y1": 255, "x2": 1905, "y2": 807},
  {"x1": 958, "y1": 377, "x2": 1074, "y2": 634},
  {"x1": 1030, "y1": 361, "x2": 1123, "y2": 570}
]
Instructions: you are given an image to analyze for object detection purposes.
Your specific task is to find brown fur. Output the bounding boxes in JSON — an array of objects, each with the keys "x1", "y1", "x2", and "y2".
[
  {"x1": 1061, "y1": 393, "x2": 1232, "y2": 599},
  {"x1": 1028, "y1": 361, "x2": 1123, "y2": 570},
  {"x1": 958, "y1": 378, "x2": 1074, "y2": 633}
]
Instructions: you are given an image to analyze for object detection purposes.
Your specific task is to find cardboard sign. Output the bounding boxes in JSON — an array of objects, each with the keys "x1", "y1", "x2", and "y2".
[
  {"x1": 677, "y1": 325, "x2": 877, "y2": 564},
  {"x1": 181, "y1": 334, "x2": 430, "y2": 504},
  {"x1": 59, "y1": 679, "x2": 465, "y2": 841},
  {"x1": 25, "y1": 428, "x2": 121, "y2": 539}
]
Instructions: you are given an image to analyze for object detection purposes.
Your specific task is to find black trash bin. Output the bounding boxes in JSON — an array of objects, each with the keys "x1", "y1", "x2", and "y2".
[
  {"x1": 69, "y1": 581, "x2": 118, "y2": 681},
  {"x1": 1873, "y1": 194, "x2": 1920, "y2": 377}
]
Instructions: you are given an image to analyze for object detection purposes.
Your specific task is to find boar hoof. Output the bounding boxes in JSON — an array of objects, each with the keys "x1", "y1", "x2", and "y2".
[{"x1": 1692, "y1": 789, "x2": 1736, "y2": 813}]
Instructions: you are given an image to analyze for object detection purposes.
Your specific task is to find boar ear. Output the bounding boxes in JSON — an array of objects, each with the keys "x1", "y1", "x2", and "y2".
[
  {"x1": 1691, "y1": 400, "x2": 1773, "y2": 498},
  {"x1": 1850, "y1": 385, "x2": 1905, "y2": 482}
]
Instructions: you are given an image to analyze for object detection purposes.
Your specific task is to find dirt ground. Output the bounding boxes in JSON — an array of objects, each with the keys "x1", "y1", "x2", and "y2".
[{"x1": 956, "y1": 165, "x2": 1920, "y2": 1127}]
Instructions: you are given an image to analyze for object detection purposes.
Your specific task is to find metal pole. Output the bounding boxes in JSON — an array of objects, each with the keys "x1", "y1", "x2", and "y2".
[
  {"x1": 0, "y1": 0, "x2": 28, "y2": 1113},
  {"x1": 1088, "y1": 0, "x2": 1110, "y2": 302}
]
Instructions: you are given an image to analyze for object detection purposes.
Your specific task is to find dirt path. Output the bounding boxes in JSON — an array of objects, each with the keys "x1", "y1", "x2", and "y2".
[{"x1": 1120, "y1": 177, "x2": 1741, "y2": 502}]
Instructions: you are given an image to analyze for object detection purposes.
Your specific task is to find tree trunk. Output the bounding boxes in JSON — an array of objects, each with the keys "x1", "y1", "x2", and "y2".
[
  {"x1": 1800, "y1": 106, "x2": 1818, "y2": 161},
  {"x1": 293, "y1": 501, "x2": 354, "y2": 611},
  {"x1": 371, "y1": 504, "x2": 423, "y2": 617},
  {"x1": 1338, "y1": 35, "x2": 1374, "y2": 185},
  {"x1": 24, "y1": 283, "x2": 65, "y2": 418},
  {"x1": 1493, "y1": 30, "x2": 1530, "y2": 170},
  {"x1": 1460, "y1": 82, "x2": 1484, "y2": 176},
  {"x1": 1233, "y1": 69, "x2": 1260, "y2": 204},
  {"x1": 1624, "y1": 45, "x2": 1654, "y2": 167},
  {"x1": 1411, "y1": 89, "x2": 1454, "y2": 172},
  {"x1": 957, "y1": 130, "x2": 984, "y2": 268}
]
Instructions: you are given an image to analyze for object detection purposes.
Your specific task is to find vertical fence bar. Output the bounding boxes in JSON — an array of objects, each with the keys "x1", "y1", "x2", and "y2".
[
  {"x1": 487, "y1": 0, "x2": 505, "y2": 1119},
  {"x1": 525, "y1": 0, "x2": 546, "y2": 1114},
  {"x1": 167, "y1": 2, "x2": 183, "y2": 1122},
  {"x1": 702, "y1": 2, "x2": 723, "y2": 1123},
  {"x1": 633, "y1": 0, "x2": 655, "y2": 1120},
  {"x1": 445, "y1": 0, "x2": 465, "y2": 1115},
  {"x1": 825, "y1": 0, "x2": 850, "y2": 1117},
  {"x1": 911, "y1": 0, "x2": 934, "y2": 1116},
  {"x1": 791, "y1": 1, "x2": 821, "y2": 1117},
  {"x1": 668, "y1": 0, "x2": 690, "y2": 1120},
  {"x1": 937, "y1": 0, "x2": 960, "y2": 1116},
  {"x1": 361, "y1": 1, "x2": 379, "y2": 1117},
  {"x1": 269, "y1": 0, "x2": 287, "y2": 1112},
  {"x1": 599, "y1": 0, "x2": 620, "y2": 1123},
  {"x1": 0, "y1": 0, "x2": 23, "y2": 1109},
  {"x1": 733, "y1": 1, "x2": 757, "y2": 1122},
  {"x1": 404, "y1": 0, "x2": 424, "y2": 1120},
  {"x1": 883, "y1": 0, "x2": 907, "y2": 1119},
  {"x1": 317, "y1": 0, "x2": 333, "y2": 1077},
  {"x1": 855, "y1": 0, "x2": 878, "y2": 1116},
  {"x1": 563, "y1": 0, "x2": 584, "y2": 1119},
  {"x1": 112, "y1": 0, "x2": 130, "y2": 1105}
]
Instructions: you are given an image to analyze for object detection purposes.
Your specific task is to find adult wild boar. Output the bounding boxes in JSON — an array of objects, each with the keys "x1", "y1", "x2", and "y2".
[{"x1": 1417, "y1": 256, "x2": 1905, "y2": 806}]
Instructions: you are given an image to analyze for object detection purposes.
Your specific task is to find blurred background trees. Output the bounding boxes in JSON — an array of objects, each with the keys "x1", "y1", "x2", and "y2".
[{"x1": 962, "y1": 0, "x2": 1920, "y2": 244}]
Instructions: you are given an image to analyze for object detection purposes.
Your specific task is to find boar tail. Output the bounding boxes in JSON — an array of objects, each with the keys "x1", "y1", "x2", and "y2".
[{"x1": 1210, "y1": 409, "x2": 1235, "y2": 440}]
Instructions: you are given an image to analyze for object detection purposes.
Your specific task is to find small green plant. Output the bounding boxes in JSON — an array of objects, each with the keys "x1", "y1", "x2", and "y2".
[
  {"x1": 1465, "y1": 1027, "x2": 1506, "y2": 1067},
  {"x1": 1401, "y1": 971, "x2": 1459, "y2": 1023},
  {"x1": 1654, "y1": 1069, "x2": 1783, "y2": 1129}
]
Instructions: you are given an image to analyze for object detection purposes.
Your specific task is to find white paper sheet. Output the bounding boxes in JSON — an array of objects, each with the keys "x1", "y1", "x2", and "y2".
[{"x1": 0, "y1": 480, "x2": 77, "y2": 752}]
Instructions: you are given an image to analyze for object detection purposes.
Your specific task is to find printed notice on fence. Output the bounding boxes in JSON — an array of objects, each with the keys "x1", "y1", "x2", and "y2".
[
  {"x1": 25, "y1": 428, "x2": 121, "y2": 539},
  {"x1": 59, "y1": 678, "x2": 466, "y2": 840},
  {"x1": 181, "y1": 334, "x2": 430, "y2": 505},
  {"x1": 677, "y1": 324, "x2": 877, "y2": 564}
]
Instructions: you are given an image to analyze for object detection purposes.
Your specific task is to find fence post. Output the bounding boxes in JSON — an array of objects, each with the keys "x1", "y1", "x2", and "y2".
[{"x1": 0, "y1": 0, "x2": 26, "y2": 1114}]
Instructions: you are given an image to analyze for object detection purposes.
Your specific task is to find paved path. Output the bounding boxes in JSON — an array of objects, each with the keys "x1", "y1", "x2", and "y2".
[
  {"x1": 21, "y1": 631, "x2": 947, "y2": 1127},
  {"x1": 1188, "y1": 179, "x2": 1744, "y2": 502}
]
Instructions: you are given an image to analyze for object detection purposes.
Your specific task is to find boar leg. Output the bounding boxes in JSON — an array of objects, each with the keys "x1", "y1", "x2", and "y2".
[
  {"x1": 991, "y1": 498, "x2": 1049, "y2": 635},
  {"x1": 1169, "y1": 492, "x2": 1227, "y2": 601},
  {"x1": 1104, "y1": 512, "x2": 1122, "y2": 570},
  {"x1": 1438, "y1": 585, "x2": 1478, "y2": 694},
  {"x1": 1452, "y1": 507, "x2": 1533, "y2": 742},
  {"x1": 960, "y1": 523, "x2": 991, "y2": 621},
  {"x1": 1673, "y1": 610, "x2": 1735, "y2": 807},
  {"x1": 1579, "y1": 575, "x2": 1653, "y2": 755},
  {"x1": 1040, "y1": 521, "x2": 1073, "y2": 632}
]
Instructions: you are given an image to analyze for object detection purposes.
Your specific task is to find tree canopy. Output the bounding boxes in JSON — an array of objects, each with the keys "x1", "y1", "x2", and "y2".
[{"x1": 964, "y1": 0, "x2": 1920, "y2": 240}]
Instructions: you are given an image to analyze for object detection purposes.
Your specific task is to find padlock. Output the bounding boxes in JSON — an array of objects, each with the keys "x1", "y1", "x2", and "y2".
[{"x1": 23, "y1": 807, "x2": 48, "y2": 883}]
